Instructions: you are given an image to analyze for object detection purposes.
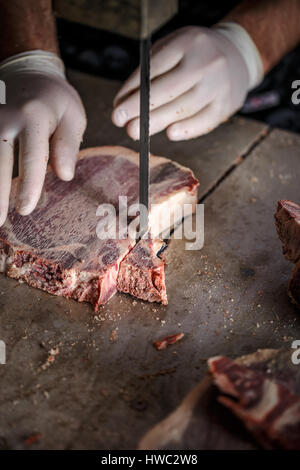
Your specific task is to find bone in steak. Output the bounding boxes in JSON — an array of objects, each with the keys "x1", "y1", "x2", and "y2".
[
  {"x1": 275, "y1": 200, "x2": 300, "y2": 308},
  {"x1": 208, "y1": 350, "x2": 300, "y2": 450},
  {"x1": 138, "y1": 348, "x2": 300, "y2": 450},
  {"x1": 275, "y1": 200, "x2": 300, "y2": 264},
  {"x1": 0, "y1": 146, "x2": 198, "y2": 310}
]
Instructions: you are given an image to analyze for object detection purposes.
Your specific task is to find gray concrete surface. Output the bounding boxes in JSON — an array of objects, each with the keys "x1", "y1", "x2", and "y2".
[{"x1": 0, "y1": 71, "x2": 299, "y2": 450}]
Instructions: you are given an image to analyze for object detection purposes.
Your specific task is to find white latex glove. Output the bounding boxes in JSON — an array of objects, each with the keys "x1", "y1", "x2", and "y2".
[
  {"x1": 0, "y1": 50, "x2": 86, "y2": 226},
  {"x1": 112, "y1": 23, "x2": 264, "y2": 141}
]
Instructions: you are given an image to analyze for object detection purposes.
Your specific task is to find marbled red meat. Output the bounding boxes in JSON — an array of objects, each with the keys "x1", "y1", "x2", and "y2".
[
  {"x1": 208, "y1": 353, "x2": 300, "y2": 450},
  {"x1": 275, "y1": 200, "x2": 300, "y2": 264},
  {"x1": 117, "y1": 237, "x2": 168, "y2": 305},
  {"x1": 275, "y1": 200, "x2": 300, "y2": 308},
  {"x1": 0, "y1": 146, "x2": 198, "y2": 310}
]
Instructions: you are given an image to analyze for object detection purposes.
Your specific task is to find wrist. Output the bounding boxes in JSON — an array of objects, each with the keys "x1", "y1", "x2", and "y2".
[
  {"x1": 0, "y1": 50, "x2": 65, "y2": 80},
  {"x1": 213, "y1": 21, "x2": 264, "y2": 90}
]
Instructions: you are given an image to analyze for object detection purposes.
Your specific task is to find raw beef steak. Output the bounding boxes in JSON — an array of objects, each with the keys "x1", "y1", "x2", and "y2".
[
  {"x1": 208, "y1": 349, "x2": 300, "y2": 450},
  {"x1": 275, "y1": 200, "x2": 300, "y2": 264},
  {"x1": 117, "y1": 237, "x2": 168, "y2": 305},
  {"x1": 275, "y1": 200, "x2": 300, "y2": 308},
  {"x1": 0, "y1": 146, "x2": 198, "y2": 310},
  {"x1": 139, "y1": 348, "x2": 300, "y2": 450}
]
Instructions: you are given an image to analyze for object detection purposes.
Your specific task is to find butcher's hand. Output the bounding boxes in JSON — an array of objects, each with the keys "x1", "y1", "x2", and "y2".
[
  {"x1": 0, "y1": 51, "x2": 86, "y2": 226},
  {"x1": 112, "y1": 23, "x2": 263, "y2": 141}
]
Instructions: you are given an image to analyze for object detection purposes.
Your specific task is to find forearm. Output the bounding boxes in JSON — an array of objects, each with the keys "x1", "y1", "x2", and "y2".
[
  {"x1": 0, "y1": 0, "x2": 58, "y2": 61},
  {"x1": 224, "y1": 0, "x2": 300, "y2": 74}
]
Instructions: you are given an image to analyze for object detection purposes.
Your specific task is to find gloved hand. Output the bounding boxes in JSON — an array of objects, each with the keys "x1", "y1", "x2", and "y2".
[
  {"x1": 0, "y1": 50, "x2": 87, "y2": 226},
  {"x1": 112, "y1": 23, "x2": 264, "y2": 141}
]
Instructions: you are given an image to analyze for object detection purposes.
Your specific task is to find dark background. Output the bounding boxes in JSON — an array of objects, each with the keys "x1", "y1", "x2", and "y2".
[{"x1": 56, "y1": 0, "x2": 300, "y2": 133}]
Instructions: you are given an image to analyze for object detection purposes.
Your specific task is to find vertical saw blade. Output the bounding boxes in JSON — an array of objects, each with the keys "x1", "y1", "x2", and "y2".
[{"x1": 139, "y1": 35, "x2": 151, "y2": 236}]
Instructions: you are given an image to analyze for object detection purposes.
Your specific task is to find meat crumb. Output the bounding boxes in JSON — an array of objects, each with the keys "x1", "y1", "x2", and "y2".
[
  {"x1": 38, "y1": 346, "x2": 60, "y2": 372},
  {"x1": 153, "y1": 333, "x2": 184, "y2": 351},
  {"x1": 24, "y1": 433, "x2": 42, "y2": 446}
]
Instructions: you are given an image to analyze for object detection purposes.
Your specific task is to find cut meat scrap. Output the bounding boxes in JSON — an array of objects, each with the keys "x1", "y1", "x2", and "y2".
[
  {"x1": 275, "y1": 200, "x2": 300, "y2": 264},
  {"x1": 117, "y1": 237, "x2": 168, "y2": 305},
  {"x1": 0, "y1": 146, "x2": 198, "y2": 309},
  {"x1": 153, "y1": 333, "x2": 184, "y2": 350},
  {"x1": 208, "y1": 352, "x2": 300, "y2": 450},
  {"x1": 139, "y1": 349, "x2": 300, "y2": 450}
]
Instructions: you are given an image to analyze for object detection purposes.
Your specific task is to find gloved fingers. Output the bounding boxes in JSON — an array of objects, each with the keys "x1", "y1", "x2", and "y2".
[
  {"x1": 126, "y1": 84, "x2": 214, "y2": 139},
  {"x1": 17, "y1": 119, "x2": 50, "y2": 215},
  {"x1": 0, "y1": 108, "x2": 24, "y2": 140},
  {"x1": 50, "y1": 106, "x2": 86, "y2": 181},
  {"x1": 166, "y1": 101, "x2": 224, "y2": 141},
  {"x1": 0, "y1": 139, "x2": 14, "y2": 226},
  {"x1": 112, "y1": 63, "x2": 198, "y2": 128},
  {"x1": 113, "y1": 33, "x2": 184, "y2": 108}
]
